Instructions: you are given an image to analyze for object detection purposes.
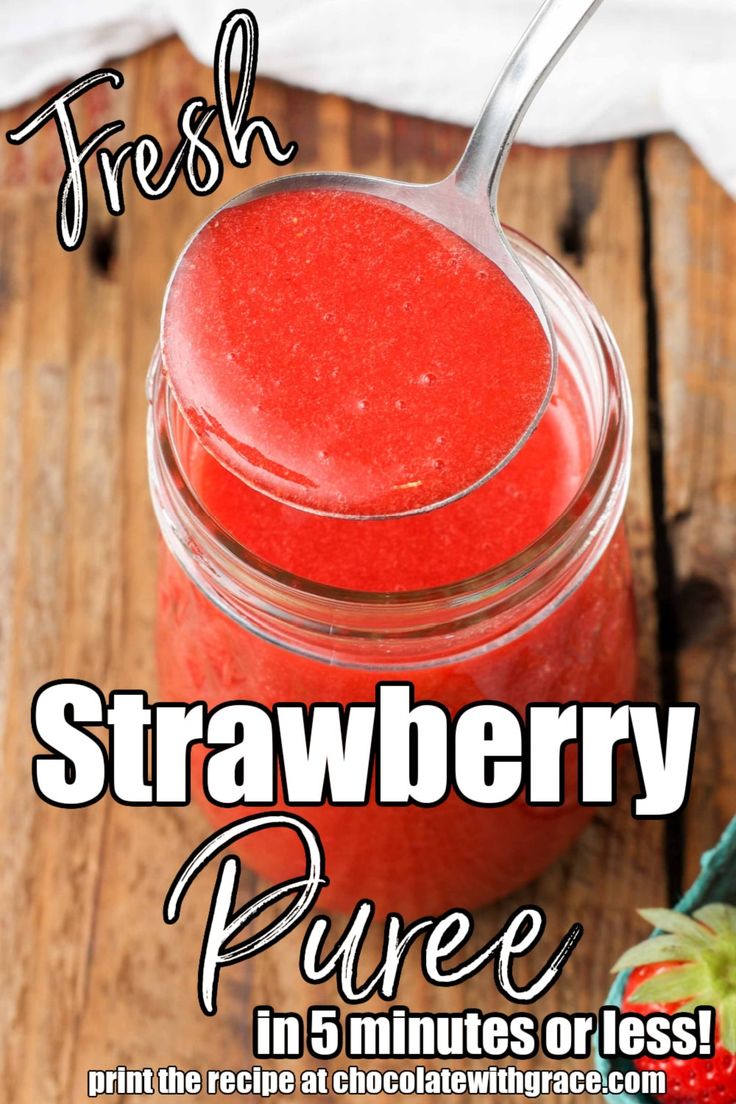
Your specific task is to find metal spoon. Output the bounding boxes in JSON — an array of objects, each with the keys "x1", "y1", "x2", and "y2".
[{"x1": 164, "y1": 0, "x2": 604, "y2": 519}]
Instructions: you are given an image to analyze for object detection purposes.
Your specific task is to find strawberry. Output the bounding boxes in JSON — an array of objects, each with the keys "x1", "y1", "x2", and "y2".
[{"x1": 614, "y1": 905, "x2": 736, "y2": 1103}]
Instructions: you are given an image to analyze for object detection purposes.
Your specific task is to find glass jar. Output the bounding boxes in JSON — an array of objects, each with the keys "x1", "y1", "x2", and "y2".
[{"x1": 148, "y1": 232, "x2": 637, "y2": 914}]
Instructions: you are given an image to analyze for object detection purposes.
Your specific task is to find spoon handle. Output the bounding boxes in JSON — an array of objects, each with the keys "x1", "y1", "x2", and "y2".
[{"x1": 453, "y1": 0, "x2": 605, "y2": 207}]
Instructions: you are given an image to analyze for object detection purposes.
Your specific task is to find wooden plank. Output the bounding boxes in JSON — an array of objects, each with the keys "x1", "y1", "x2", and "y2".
[
  {"x1": 647, "y1": 135, "x2": 736, "y2": 887},
  {"x1": 0, "y1": 92, "x2": 111, "y2": 1104},
  {"x1": 0, "y1": 35, "x2": 669, "y2": 1103},
  {"x1": 67, "y1": 42, "x2": 257, "y2": 1098}
]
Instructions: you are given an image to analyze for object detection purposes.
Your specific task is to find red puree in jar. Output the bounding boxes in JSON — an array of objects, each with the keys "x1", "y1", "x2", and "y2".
[{"x1": 157, "y1": 189, "x2": 637, "y2": 913}]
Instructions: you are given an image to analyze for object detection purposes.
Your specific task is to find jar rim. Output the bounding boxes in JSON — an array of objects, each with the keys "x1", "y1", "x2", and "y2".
[{"x1": 148, "y1": 231, "x2": 632, "y2": 647}]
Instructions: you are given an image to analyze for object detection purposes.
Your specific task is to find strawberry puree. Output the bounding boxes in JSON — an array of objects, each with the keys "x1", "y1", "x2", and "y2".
[
  {"x1": 155, "y1": 192, "x2": 637, "y2": 912},
  {"x1": 183, "y1": 366, "x2": 586, "y2": 591},
  {"x1": 162, "y1": 190, "x2": 551, "y2": 517}
]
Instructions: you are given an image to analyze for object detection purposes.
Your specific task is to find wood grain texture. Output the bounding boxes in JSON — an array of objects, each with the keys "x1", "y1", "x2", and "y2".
[
  {"x1": 0, "y1": 35, "x2": 729, "y2": 1104},
  {"x1": 647, "y1": 136, "x2": 736, "y2": 886}
]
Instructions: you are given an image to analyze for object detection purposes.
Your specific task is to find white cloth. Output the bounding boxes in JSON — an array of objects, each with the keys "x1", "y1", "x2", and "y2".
[{"x1": 2, "y1": 0, "x2": 735, "y2": 197}]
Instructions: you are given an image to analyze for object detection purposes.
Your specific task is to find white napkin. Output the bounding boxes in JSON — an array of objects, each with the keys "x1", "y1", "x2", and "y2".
[{"x1": 2, "y1": 0, "x2": 735, "y2": 197}]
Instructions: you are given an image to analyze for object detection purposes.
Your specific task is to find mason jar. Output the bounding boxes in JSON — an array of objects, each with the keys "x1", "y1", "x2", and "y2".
[{"x1": 148, "y1": 232, "x2": 636, "y2": 914}]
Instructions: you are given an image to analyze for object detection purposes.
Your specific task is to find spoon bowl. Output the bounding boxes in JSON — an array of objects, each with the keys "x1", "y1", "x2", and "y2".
[{"x1": 163, "y1": 0, "x2": 604, "y2": 519}]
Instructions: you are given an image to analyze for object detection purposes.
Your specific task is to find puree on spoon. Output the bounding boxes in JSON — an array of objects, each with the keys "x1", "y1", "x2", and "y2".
[
  {"x1": 153, "y1": 194, "x2": 637, "y2": 913},
  {"x1": 162, "y1": 188, "x2": 552, "y2": 518}
]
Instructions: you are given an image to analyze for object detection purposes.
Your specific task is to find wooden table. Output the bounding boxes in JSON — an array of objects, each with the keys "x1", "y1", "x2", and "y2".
[{"x1": 1, "y1": 37, "x2": 734, "y2": 1104}]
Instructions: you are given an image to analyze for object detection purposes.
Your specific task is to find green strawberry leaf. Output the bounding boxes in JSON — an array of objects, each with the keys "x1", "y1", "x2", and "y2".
[
  {"x1": 629, "y1": 962, "x2": 708, "y2": 1005},
  {"x1": 638, "y1": 908, "x2": 713, "y2": 946},
  {"x1": 612, "y1": 935, "x2": 699, "y2": 973},
  {"x1": 693, "y1": 904, "x2": 736, "y2": 937},
  {"x1": 720, "y1": 994, "x2": 736, "y2": 1054}
]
